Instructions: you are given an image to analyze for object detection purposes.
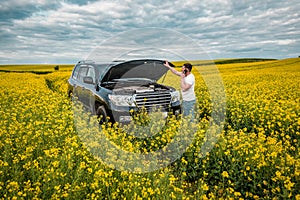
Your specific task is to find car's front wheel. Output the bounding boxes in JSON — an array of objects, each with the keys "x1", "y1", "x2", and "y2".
[{"x1": 96, "y1": 105, "x2": 108, "y2": 124}]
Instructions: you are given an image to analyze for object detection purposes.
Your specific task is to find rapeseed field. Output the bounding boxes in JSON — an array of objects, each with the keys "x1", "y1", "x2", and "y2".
[{"x1": 0, "y1": 58, "x2": 299, "y2": 199}]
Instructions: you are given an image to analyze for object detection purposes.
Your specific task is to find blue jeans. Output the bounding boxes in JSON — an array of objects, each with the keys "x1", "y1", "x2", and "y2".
[{"x1": 182, "y1": 99, "x2": 196, "y2": 119}]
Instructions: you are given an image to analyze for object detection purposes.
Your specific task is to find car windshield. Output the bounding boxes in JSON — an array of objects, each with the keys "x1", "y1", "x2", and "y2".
[{"x1": 95, "y1": 64, "x2": 109, "y2": 77}]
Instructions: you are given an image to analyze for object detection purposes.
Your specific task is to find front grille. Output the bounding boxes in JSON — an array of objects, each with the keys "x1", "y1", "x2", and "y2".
[{"x1": 134, "y1": 91, "x2": 171, "y2": 110}]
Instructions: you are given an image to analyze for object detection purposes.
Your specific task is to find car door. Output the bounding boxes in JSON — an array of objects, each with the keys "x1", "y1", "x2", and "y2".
[
  {"x1": 70, "y1": 65, "x2": 81, "y2": 99},
  {"x1": 76, "y1": 66, "x2": 89, "y2": 105},
  {"x1": 83, "y1": 66, "x2": 97, "y2": 112}
]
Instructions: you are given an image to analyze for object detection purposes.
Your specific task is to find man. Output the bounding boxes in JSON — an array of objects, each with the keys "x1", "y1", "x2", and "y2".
[{"x1": 164, "y1": 61, "x2": 196, "y2": 119}]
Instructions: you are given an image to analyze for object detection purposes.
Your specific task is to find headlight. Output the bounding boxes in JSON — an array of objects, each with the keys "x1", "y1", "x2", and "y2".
[
  {"x1": 108, "y1": 94, "x2": 135, "y2": 106},
  {"x1": 170, "y1": 91, "x2": 180, "y2": 103}
]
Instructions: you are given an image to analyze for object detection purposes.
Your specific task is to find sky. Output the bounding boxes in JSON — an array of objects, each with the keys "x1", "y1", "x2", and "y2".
[{"x1": 0, "y1": 0, "x2": 299, "y2": 64}]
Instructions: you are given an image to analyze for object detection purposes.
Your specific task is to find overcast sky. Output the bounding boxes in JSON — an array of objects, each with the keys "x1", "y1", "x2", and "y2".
[{"x1": 0, "y1": 0, "x2": 299, "y2": 64}]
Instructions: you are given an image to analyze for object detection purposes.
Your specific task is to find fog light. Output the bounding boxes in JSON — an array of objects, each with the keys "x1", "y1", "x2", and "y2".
[
  {"x1": 119, "y1": 116, "x2": 132, "y2": 122},
  {"x1": 175, "y1": 109, "x2": 181, "y2": 115},
  {"x1": 162, "y1": 112, "x2": 168, "y2": 118}
]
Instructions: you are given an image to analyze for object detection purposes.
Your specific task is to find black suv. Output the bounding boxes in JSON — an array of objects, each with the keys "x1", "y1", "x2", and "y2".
[{"x1": 68, "y1": 59, "x2": 181, "y2": 124}]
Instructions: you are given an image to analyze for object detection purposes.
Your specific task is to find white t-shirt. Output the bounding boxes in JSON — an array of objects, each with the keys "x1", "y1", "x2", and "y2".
[{"x1": 182, "y1": 73, "x2": 196, "y2": 101}]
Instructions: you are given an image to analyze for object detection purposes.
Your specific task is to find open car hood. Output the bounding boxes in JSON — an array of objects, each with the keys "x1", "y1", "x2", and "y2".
[{"x1": 101, "y1": 59, "x2": 174, "y2": 83}]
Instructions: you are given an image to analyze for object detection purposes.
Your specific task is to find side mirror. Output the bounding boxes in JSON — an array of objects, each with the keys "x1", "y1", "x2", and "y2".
[
  {"x1": 83, "y1": 76, "x2": 94, "y2": 84},
  {"x1": 96, "y1": 84, "x2": 100, "y2": 91}
]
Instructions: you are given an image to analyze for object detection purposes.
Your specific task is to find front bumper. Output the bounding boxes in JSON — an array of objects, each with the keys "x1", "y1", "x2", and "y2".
[{"x1": 107, "y1": 103, "x2": 181, "y2": 123}]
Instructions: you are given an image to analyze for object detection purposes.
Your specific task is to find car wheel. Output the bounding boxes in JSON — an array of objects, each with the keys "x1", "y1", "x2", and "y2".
[
  {"x1": 96, "y1": 105, "x2": 107, "y2": 124},
  {"x1": 68, "y1": 91, "x2": 73, "y2": 99}
]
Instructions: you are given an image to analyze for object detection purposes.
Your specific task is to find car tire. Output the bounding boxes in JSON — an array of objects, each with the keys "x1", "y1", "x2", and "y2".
[
  {"x1": 68, "y1": 91, "x2": 73, "y2": 99},
  {"x1": 96, "y1": 105, "x2": 107, "y2": 124}
]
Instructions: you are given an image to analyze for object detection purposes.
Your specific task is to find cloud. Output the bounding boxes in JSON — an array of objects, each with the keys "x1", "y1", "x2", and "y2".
[
  {"x1": 0, "y1": 0, "x2": 60, "y2": 23},
  {"x1": 0, "y1": 0, "x2": 299, "y2": 63}
]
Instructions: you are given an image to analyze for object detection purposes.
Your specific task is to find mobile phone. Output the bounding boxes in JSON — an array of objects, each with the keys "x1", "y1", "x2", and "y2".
[
  {"x1": 183, "y1": 69, "x2": 188, "y2": 74},
  {"x1": 164, "y1": 61, "x2": 175, "y2": 68}
]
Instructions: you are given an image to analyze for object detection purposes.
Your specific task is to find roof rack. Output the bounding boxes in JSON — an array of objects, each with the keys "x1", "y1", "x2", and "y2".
[
  {"x1": 77, "y1": 60, "x2": 95, "y2": 64},
  {"x1": 112, "y1": 59, "x2": 126, "y2": 62}
]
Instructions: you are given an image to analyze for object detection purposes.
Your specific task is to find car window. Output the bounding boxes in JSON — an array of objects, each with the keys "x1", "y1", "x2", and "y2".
[
  {"x1": 72, "y1": 65, "x2": 80, "y2": 80},
  {"x1": 78, "y1": 67, "x2": 89, "y2": 82},
  {"x1": 96, "y1": 64, "x2": 108, "y2": 75},
  {"x1": 87, "y1": 67, "x2": 95, "y2": 83}
]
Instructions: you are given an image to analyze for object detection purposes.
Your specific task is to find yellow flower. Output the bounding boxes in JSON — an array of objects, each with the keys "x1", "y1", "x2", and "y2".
[
  {"x1": 169, "y1": 192, "x2": 176, "y2": 199},
  {"x1": 222, "y1": 171, "x2": 229, "y2": 178},
  {"x1": 275, "y1": 171, "x2": 281, "y2": 179},
  {"x1": 202, "y1": 183, "x2": 209, "y2": 191},
  {"x1": 52, "y1": 161, "x2": 59, "y2": 168},
  {"x1": 284, "y1": 180, "x2": 294, "y2": 190}
]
